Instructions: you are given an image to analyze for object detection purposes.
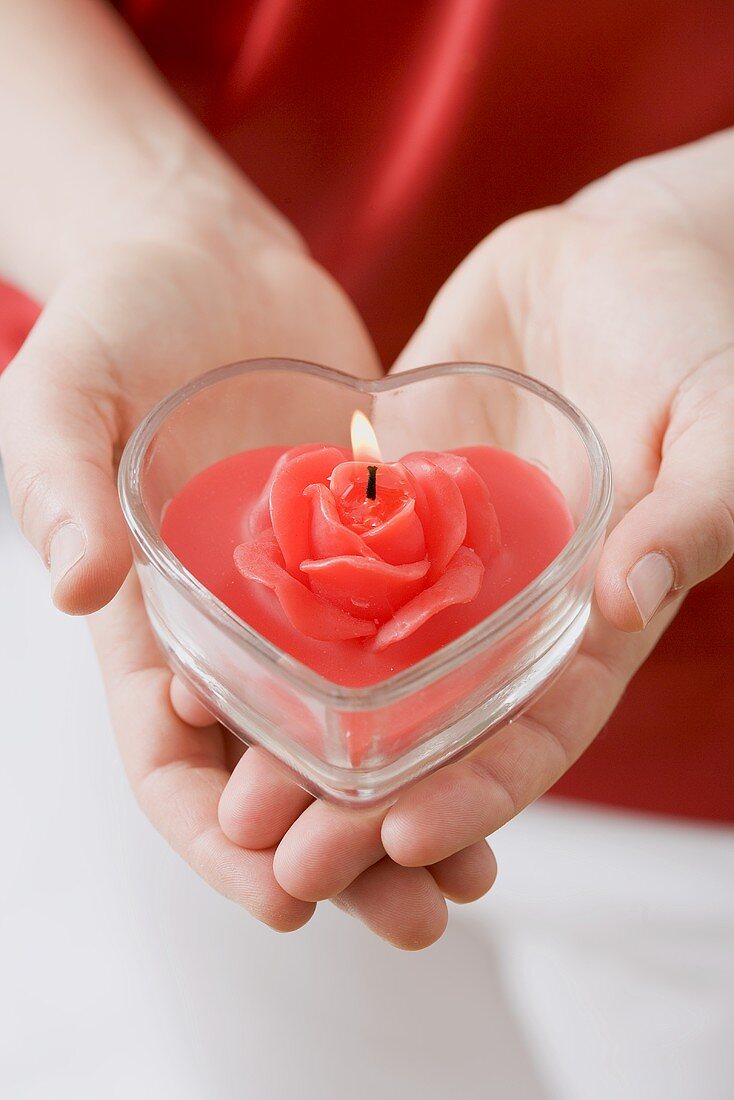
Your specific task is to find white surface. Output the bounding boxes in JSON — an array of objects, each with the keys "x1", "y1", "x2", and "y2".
[{"x1": 1, "y1": 474, "x2": 733, "y2": 1100}]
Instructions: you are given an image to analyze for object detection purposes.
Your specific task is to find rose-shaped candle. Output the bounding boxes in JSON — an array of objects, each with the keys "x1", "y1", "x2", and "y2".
[
  {"x1": 161, "y1": 412, "x2": 573, "y2": 687},
  {"x1": 232, "y1": 411, "x2": 501, "y2": 652}
]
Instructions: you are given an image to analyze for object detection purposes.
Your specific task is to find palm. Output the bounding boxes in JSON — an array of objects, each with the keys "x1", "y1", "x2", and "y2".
[{"x1": 42, "y1": 236, "x2": 380, "y2": 438}]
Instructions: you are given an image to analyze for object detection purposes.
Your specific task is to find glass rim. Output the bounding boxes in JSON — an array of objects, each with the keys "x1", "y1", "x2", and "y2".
[{"x1": 118, "y1": 358, "x2": 613, "y2": 709}]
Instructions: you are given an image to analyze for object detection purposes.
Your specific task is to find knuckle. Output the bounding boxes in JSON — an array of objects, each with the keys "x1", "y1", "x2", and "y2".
[
  {"x1": 7, "y1": 461, "x2": 53, "y2": 549},
  {"x1": 463, "y1": 715, "x2": 573, "y2": 831},
  {"x1": 701, "y1": 491, "x2": 734, "y2": 575},
  {"x1": 670, "y1": 482, "x2": 734, "y2": 581},
  {"x1": 463, "y1": 752, "x2": 521, "y2": 825}
]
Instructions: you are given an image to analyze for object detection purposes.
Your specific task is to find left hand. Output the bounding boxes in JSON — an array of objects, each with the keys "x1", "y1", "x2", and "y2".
[{"x1": 216, "y1": 138, "x2": 734, "y2": 932}]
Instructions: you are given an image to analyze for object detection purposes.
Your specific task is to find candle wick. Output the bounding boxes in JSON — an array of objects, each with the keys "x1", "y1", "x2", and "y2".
[{"x1": 366, "y1": 465, "x2": 378, "y2": 500}]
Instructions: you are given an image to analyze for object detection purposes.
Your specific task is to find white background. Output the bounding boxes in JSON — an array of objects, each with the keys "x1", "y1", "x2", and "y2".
[{"x1": 2, "y1": 476, "x2": 733, "y2": 1100}]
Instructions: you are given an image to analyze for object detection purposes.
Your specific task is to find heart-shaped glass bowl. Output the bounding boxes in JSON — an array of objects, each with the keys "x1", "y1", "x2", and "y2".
[{"x1": 119, "y1": 359, "x2": 612, "y2": 806}]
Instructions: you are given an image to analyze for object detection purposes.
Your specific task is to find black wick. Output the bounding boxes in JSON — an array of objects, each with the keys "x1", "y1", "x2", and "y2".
[{"x1": 366, "y1": 465, "x2": 378, "y2": 500}]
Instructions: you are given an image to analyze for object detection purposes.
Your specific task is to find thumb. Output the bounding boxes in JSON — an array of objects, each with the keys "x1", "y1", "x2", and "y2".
[
  {"x1": 597, "y1": 373, "x2": 734, "y2": 631},
  {"x1": 0, "y1": 324, "x2": 132, "y2": 615}
]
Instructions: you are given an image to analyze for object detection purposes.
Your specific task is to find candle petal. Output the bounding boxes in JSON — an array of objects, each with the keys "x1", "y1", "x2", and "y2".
[
  {"x1": 406, "y1": 451, "x2": 501, "y2": 563},
  {"x1": 269, "y1": 446, "x2": 348, "y2": 575},
  {"x1": 300, "y1": 555, "x2": 429, "y2": 622},
  {"x1": 249, "y1": 444, "x2": 330, "y2": 535},
  {"x1": 304, "y1": 484, "x2": 376, "y2": 560},
  {"x1": 373, "y1": 546, "x2": 484, "y2": 651},
  {"x1": 403, "y1": 455, "x2": 467, "y2": 581},
  {"x1": 234, "y1": 534, "x2": 376, "y2": 640},
  {"x1": 360, "y1": 497, "x2": 427, "y2": 565}
]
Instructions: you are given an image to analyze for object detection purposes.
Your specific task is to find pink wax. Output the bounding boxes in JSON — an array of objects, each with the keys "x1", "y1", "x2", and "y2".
[{"x1": 161, "y1": 446, "x2": 574, "y2": 687}]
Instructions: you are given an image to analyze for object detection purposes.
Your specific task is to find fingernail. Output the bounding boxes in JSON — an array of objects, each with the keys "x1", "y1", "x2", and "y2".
[
  {"x1": 49, "y1": 523, "x2": 86, "y2": 590},
  {"x1": 627, "y1": 552, "x2": 675, "y2": 627}
]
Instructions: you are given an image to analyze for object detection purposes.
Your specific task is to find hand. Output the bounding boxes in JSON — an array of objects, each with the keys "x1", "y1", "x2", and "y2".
[
  {"x1": 374, "y1": 147, "x2": 734, "y2": 865},
  {"x1": 0, "y1": 0, "x2": 498, "y2": 946},
  {"x1": 0, "y1": 180, "x2": 494, "y2": 945},
  {"x1": 217, "y1": 141, "x2": 733, "y2": 928},
  {"x1": 0, "y1": 0, "x2": 497, "y2": 945}
]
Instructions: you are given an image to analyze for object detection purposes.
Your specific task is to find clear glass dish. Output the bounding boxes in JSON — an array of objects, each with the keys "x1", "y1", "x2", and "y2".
[{"x1": 118, "y1": 359, "x2": 612, "y2": 807}]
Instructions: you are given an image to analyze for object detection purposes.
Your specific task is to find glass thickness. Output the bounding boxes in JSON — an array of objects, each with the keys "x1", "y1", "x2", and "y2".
[{"x1": 119, "y1": 360, "x2": 612, "y2": 806}]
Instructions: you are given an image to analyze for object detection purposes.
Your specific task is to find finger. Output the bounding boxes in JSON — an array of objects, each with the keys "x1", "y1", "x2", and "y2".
[
  {"x1": 273, "y1": 803, "x2": 385, "y2": 902},
  {"x1": 218, "y1": 747, "x2": 313, "y2": 850},
  {"x1": 597, "y1": 364, "x2": 734, "y2": 630},
  {"x1": 170, "y1": 675, "x2": 216, "y2": 728},
  {"x1": 0, "y1": 313, "x2": 131, "y2": 614},
  {"x1": 274, "y1": 797, "x2": 498, "y2": 906},
  {"x1": 332, "y1": 859, "x2": 448, "y2": 951},
  {"x1": 382, "y1": 609, "x2": 668, "y2": 867},
  {"x1": 428, "y1": 840, "x2": 497, "y2": 903},
  {"x1": 89, "y1": 572, "x2": 314, "y2": 932},
  {"x1": 383, "y1": 704, "x2": 588, "y2": 868}
]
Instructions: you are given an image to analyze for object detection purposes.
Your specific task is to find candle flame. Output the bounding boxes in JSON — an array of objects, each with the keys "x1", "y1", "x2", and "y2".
[{"x1": 350, "y1": 410, "x2": 382, "y2": 462}]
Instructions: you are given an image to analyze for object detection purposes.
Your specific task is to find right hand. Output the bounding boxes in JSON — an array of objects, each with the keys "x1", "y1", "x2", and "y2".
[{"x1": 0, "y1": 184, "x2": 492, "y2": 945}]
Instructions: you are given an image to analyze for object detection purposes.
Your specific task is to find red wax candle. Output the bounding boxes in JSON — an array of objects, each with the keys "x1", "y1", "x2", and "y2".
[{"x1": 161, "y1": 428, "x2": 574, "y2": 689}]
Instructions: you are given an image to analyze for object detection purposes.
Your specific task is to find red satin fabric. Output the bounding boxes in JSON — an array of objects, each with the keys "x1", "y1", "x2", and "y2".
[
  {"x1": 114, "y1": 0, "x2": 734, "y2": 364},
  {"x1": 2, "y1": 0, "x2": 733, "y2": 819}
]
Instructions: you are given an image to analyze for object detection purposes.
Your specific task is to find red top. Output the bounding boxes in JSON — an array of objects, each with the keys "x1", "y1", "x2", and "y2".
[{"x1": 2, "y1": 0, "x2": 733, "y2": 820}]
